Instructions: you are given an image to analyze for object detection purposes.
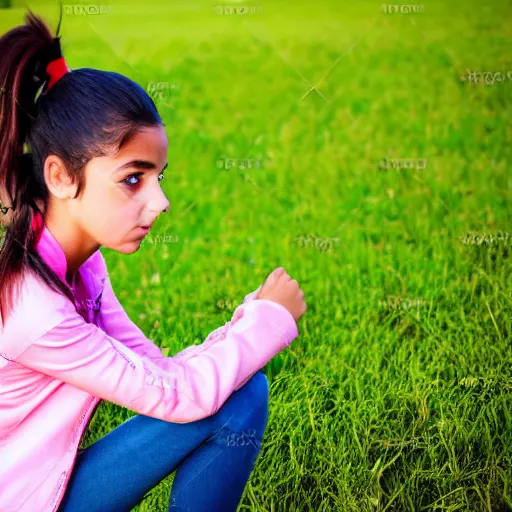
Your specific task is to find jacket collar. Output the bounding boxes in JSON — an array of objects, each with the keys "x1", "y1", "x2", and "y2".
[
  {"x1": 32, "y1": 211, "x2": 102, "y2": 296},
  {"x1": 34, "y1": 223, "x2": 74, "y2": 288}
]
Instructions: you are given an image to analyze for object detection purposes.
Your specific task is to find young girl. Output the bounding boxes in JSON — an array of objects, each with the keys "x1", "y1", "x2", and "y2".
[{"x1": 0, "y1": 10, "x2": 306, "y2": 512}]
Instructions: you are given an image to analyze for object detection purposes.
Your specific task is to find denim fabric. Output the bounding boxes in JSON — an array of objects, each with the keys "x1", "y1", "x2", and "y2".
[{"x1": 58, "y1": 371, "x2": 269, "y2": 512}]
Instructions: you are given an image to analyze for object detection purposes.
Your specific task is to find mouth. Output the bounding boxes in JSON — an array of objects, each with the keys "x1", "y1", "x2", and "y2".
[{"x1": 138, "y1": 226, "x2": 151, "y2": 234}]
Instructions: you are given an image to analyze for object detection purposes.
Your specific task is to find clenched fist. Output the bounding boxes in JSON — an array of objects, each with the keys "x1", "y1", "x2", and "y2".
[{"x1": 256, "y1": 267, "x2": 307, "y2": 323}]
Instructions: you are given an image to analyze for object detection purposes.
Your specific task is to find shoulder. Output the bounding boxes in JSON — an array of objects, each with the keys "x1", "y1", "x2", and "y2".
[
  {"x1": 0, "y1": 270, "x2": 73, "y2": 359},
  {"x1": 0, "y1": 248, "x2": 108, "y2": 360}
]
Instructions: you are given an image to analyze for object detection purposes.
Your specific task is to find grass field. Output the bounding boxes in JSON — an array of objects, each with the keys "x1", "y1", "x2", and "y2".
[{"x1": 1, "y1": 0, "x2": 512, "y2": 510}]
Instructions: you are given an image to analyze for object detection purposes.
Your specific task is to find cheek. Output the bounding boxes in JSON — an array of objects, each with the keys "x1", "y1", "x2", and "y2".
[
  {"x1": 95, "y1": 205, "x2": 139, "y2": 239},
  {"x1": 81, "y1": 185, "x2": 137, "y2": 236}
]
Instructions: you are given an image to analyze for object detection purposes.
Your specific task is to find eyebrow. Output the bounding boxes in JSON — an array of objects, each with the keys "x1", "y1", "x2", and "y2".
[{"x1": 113, "y1": 160, "x2": 168, "y2": 174}]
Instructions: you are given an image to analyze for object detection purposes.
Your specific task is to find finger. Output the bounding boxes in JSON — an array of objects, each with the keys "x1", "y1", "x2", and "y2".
[{"x1": 267, "y1": 267, "x2": 285, "y2": 284}]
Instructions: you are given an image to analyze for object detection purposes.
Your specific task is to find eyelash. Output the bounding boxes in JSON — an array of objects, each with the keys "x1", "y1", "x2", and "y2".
[{"x1": 122, "y1": 172, "x2": 165, "y2": 188}]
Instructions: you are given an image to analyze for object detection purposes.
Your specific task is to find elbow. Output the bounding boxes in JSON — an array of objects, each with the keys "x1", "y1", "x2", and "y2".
[
  {"x1": 168, "y1": 406, "x2": 215, "y2": 424},
  {"x1": 165, "y1": 397, "x2": 216, "y2": 424}
]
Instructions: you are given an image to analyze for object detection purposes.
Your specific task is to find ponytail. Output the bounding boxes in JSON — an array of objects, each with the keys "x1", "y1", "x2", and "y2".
[
  {"x1": 0, "y1": 7, "x2": 162, "y2": 326},
  {"x1": 0, "y1": 8, "x2": 74, "y2": 326}
]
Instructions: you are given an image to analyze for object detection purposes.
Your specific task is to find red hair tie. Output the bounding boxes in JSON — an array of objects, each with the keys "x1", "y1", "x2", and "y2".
[{"x1": 44, "y1": 57, "x2": 71, "y2": 94}]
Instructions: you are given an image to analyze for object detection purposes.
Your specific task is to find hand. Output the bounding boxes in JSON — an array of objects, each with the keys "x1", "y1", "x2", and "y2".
[{"x1": 255, "y1": 267, "x2": 307, "y2": 323}]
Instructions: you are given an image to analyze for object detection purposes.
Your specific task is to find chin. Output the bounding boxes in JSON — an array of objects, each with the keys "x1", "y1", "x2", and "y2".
[{"x1": 107, "y1": 239, "x2": 143, "y2": 254}]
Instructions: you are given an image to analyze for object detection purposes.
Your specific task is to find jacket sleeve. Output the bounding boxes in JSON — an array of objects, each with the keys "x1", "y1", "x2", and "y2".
[
  {"x1": 14, "y1": 297, "x2": 298, "y2": 423},
  {"x1": 96, "y1": 251, "x2": 264, "y2": 375},
  {"x1": 96, "y1": 269, "x2": 172, "y2": 368}
]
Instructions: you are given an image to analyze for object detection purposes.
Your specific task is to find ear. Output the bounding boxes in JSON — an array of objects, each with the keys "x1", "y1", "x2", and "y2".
[{"x1": 43, "y1": 154, "x2": 77, "y2": 200}]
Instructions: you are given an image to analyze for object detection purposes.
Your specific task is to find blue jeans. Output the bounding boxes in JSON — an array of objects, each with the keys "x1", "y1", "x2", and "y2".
[{"x1": 58, "y1": 371, "x2": 269, "y2": 512}]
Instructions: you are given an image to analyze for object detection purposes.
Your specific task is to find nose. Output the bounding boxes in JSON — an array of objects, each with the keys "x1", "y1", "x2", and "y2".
[{"x1": 148, "y1": 186, "x2": 171, "y2": 216}]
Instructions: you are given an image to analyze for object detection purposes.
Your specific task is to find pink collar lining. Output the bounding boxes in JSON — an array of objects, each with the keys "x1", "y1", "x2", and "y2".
[{"x1": 31, "y1": 209, "x2": 45, "y2": 247}]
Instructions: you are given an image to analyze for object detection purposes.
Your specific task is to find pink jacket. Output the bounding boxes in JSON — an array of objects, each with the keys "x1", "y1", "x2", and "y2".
[{"x1": 0, "y1": 222, "x2": 299, "y2": 512}]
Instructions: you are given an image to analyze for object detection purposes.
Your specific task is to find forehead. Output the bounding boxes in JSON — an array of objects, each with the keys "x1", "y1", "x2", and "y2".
[
  {"x1": 116, "y1": 125, "x2": 168, "y2": 156},
  {"x1": 88, "y1": 125, "x2": 168, "y2": 174}
]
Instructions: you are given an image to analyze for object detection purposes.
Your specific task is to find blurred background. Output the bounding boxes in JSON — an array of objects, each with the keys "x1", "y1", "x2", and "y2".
[{"x1": 1, "y1": 0, "x2": 511, "y2": 510}]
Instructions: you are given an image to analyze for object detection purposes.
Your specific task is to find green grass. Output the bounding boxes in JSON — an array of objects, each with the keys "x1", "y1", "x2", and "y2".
[{"x1": 1, "y1": 0, "x2": 512, "y2": 510}]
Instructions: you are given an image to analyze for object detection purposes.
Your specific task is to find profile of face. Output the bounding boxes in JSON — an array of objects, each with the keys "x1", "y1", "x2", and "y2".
[
  {"x1": 44, "y1": 124, "x2": 171, "y2": 254},
  {"x1": 77, "y1": 124, "x2": 171, "y2": 252}
]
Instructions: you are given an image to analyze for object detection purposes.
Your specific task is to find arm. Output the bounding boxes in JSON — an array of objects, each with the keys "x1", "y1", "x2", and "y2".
[
  {"x1": 97, "y1": 250, "x2": 264, "y2": 374},
  {"x1": 96, "y1": 269, "x2": 172, "y2": 367},
  {"x1": 15, "y1": 297, "x2": 298, "y2": 422}
]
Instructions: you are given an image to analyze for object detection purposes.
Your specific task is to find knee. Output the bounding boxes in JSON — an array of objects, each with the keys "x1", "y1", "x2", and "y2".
[
  {"x1": 241, "y1": 371, "x2": 269, "y2": 409},
  {"x1": 211, "y1": 371, "x2": 270, "y2": 442},
  {"x1": 231, "y1": 371, "x2": 269, "y2": 425}
]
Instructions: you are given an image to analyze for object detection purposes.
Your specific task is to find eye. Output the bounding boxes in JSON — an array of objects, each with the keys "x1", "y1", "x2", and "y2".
[
  {"x1": 122, "y1": 173, "x2": 142, "y2": 187},
  {"x1": 122, "y1": 172, "x2": 165, "y2": 188}
]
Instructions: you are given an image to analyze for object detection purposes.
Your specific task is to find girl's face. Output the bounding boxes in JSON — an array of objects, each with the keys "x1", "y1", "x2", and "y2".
[{"x1": 70, "y1": 124, "x2": 171, "y2": 253}]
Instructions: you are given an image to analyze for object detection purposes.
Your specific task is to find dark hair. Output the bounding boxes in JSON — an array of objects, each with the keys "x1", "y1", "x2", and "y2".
[{"x1": 0, "y1": 9, "x2": 163, "y2": 326}]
